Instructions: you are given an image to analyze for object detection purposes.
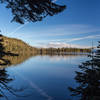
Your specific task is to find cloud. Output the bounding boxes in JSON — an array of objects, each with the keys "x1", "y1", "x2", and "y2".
[
  {"x1": 9, "y1": 22, "x2": 29, "y2": 36},
  {"x1": 66, "y1": 34, "x2": 100, "y2": 42},
  {"x1": 34, "y1": 34, "x2": 100, "y2": 44},
  {"x1": 8, "y1": 24, "x2": 100, "y2": 40},
  {"x1": 37, "y1": 42, "x2": 90, "y2": 48},
  {"x1": 34, "y1": 34, "x2": 100, "y2": 48},
  {"x1": 7, "y1": 24, "x2": 100, "y2": 47},
  {"x1": 35, "y1": 24, "x2": 100, "y2": 37}
]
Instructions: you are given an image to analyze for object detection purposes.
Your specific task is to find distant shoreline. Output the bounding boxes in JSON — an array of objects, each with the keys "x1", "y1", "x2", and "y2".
[{"x1": 0, "y1": 34, "x2": 91, "y2": 55}]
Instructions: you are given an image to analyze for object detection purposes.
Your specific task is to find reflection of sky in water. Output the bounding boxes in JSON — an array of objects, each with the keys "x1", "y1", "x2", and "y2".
[
  {"x1": 5, "y1": 55, "x2": 88, "y2": 100},
  {"x1": 40, "y1": 55, "x2": 88, "y2": 64}
]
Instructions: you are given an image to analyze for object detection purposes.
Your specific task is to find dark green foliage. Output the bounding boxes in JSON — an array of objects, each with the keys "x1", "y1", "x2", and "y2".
[
  {"x1": 68, "y1": 42, "x2": 100, "y2": 100},
  {"x1": 0, "y1": 69, "x2": 13, "y2": 99},
  {"x1": 97, "y1": 41, "x2": 100, "y2": 55},
  {"x1": 0, "y1": 35, "x2": 4, "y2": 53},
  {"x1": 0, "y1": 0, "x2": 66, "y2": 24}
]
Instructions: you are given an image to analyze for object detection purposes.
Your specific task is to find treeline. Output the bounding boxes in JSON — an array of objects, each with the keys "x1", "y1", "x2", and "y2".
[
  {"x1": 1, "y1": 35, "x2": 38, "y2": 55},
  {"x1": 37, "y1": 47, "x2": 91, "y2": 55},
  {"x1": 0, "y1": 35, "x2": 91, "y2": 55}
]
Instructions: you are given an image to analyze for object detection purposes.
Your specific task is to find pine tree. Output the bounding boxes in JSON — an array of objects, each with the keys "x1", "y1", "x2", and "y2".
[
  {"x1": 68, "y1": 41, "x2": 100, "y2": 100},
  {"x1": 0, "y1": 34, "x2": 4, "y2": 55},
  {"x1": 94, "y1": 41, "x2": 100, "y2": 60},
  {"x1": 97, "y1": 41, "x2": 100, "y2": 55}
]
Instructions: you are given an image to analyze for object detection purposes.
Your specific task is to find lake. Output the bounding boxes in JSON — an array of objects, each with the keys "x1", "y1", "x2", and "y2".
[{"x1": 0, "y1": 55, "x2": 89, "y2": 100}]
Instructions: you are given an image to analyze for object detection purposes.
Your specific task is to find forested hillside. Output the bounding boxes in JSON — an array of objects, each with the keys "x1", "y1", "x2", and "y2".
[
  {"x1": 0, "y1": 35, "x2": 91, "y2": 55},
  {"x1": 1, "y1": 35, "x2": 38, "y2": 54}
]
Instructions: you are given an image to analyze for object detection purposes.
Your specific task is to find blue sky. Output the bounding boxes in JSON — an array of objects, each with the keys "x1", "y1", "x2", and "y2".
[{"x1": 0, "y1": 0, "x2": 100, "y2": 48}]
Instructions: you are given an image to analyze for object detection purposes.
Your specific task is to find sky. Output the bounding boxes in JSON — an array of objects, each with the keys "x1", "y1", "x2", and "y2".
[{"x1": 0, "y1": 0, "x2": 100, "y2": 48}]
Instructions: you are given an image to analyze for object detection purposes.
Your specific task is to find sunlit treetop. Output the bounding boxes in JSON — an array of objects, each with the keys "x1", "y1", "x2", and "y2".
[{"x1": 0, "y1": 0, "x2": 66, "y2": 24}]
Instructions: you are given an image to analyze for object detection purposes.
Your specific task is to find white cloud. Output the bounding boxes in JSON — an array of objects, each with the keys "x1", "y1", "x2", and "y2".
[
  {"x1": 6, "y1": 24, "x2": 100, "y2": 47},
  {"x1": 37, "y1": 42, "x2": 90, "y2": 48},
  {"x1": 35, "y1": 24, "x2": 100, "y2": 37},
  {"x1": 9, "y1": 22, "x2": 29, "y2": 36},
  {"x1": 66, "y1": 34, "x2": 100, "y2": 42},
  {"x1": 34, "y1": 34, "x2": 100, "y2": 44}
]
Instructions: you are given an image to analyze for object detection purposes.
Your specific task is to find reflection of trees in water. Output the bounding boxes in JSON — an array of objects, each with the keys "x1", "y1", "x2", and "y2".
[
  {"x1": 0, "y1": 34, "x2": 37, "y2": 68},
  {"x1": 0, "y1": 69, "x2": 12, "y2": 99},
  {"x1": 0, "y1": 35, "x2": 20, "y2": 67},
  {"x1": 1, "y1": 54, "x2": 88, "y2": 69},
  {"x1": 0, "y1": 35, "x2": 29, "y2": 100},
  {"x1": 68, "y1": 43, "x2": 100, "y2": 100},
  {"x1": 1, "y1": 53, "x2": 34, "y2": 68},
  {"x1": 0, "y1": 35, "x2": 19, "y2": 66},
  {"x1": 0, "y1": 69, "x2": 28, "y2": 100}
]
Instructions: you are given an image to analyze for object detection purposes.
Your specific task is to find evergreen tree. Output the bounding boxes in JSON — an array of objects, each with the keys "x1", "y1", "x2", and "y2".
[
  {"x1": 0, "y1": 34, "x2": 4, "y2": 54},
  {"x1": 68, "y1": 41, "x2": 100, "y2": 100},
  {"x1": 0, "y1": 0, "x2": 66, "y2": 24},
  {"x1": 97, "y1": 41, "x2": 100, "y2": 55}
]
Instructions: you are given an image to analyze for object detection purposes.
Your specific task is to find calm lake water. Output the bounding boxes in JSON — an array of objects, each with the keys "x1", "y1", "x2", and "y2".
[{"x1": 0, "y1": 55, "x2": 89, "y2": 100}]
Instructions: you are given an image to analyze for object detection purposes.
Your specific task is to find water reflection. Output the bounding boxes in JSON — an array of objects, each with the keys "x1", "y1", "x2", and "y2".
[
  {"x1": 0, "y1": 35, "x2": 19, "y2": 67},
  {"x1": 1, "y1": 53, "x2": 88, "y2": 69},
  {"x1": 0, "y1": 68, "x2": 30, "y2": 100},
  {"x1": 0, "y1": 36, "x2": 30, "y2": 100},
  {"x1": 1, "y1": 53, "x2": 35, "y2": 68},
  {"x1": 0, "y1": 53, "x2": 88, "y2": 100},
  {"x1": 0, "y1": 69, "x2": 12, "y2": 99},
  {"x1": 68, "y1": 56, "x2": 100, "y2": 100},
  {"x1": 45, "y1": 55, "x2": 87, "y2": 62},
  {"x1": 0, "y1": 36, "x2": 90, "y2": 100},
  {"x1": 0, "y1": 54, "x2": 31, "y2": 100}
]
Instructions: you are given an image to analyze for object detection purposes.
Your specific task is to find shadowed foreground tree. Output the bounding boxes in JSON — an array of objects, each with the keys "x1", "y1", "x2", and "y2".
[
  {"x1": 0, "y1": 0, "x2": 66, "y2": 24},
  {"x1": 0, "y1": 34, "x2": 11, "y2": 65},
  {"x1": 68, "y1": 42, "x2": 100, "y2": 100}
]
